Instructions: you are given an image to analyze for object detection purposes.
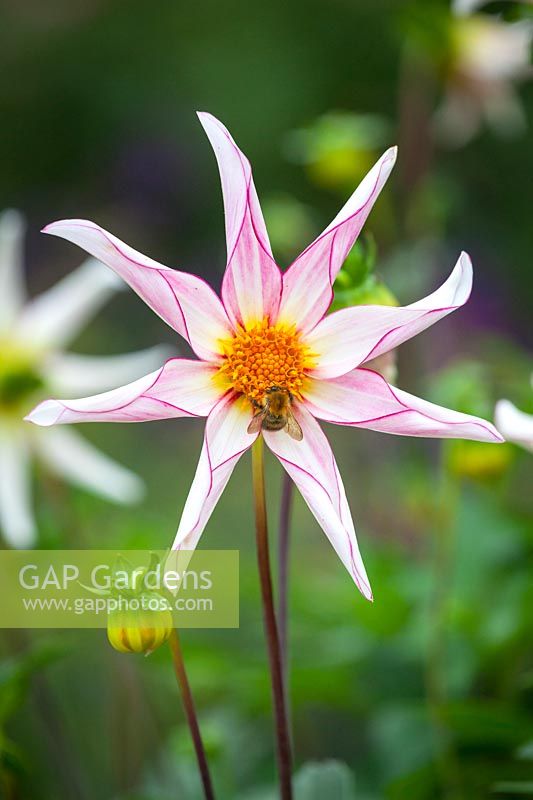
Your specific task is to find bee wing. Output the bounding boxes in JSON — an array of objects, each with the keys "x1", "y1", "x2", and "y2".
[
  {"x1": 247, "y1": 409, "x2": 266, "y2": 435},
  {"x1": 285, "y1": 409, "x2": 303, "y2": 441}
]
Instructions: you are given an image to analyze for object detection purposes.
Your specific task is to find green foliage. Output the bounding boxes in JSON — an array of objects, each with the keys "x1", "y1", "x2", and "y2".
[
  {"x1": 0, "y1": 639, "x2": 67, "y2": 791},
  {"x1": 331, "y1": 236, "x2": 398, "y2": 313}
]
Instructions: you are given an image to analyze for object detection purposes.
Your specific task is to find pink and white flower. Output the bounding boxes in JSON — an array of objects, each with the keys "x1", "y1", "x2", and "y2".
[
  {"x1": 0, "y1": 209, "x2": 166, "y2": 547},
  {"x1": 495, "y1": 378, "x2": 533, "y2": 452},
  {"x1": 26, "y1": 114, "x2": 502, "y2": 599}
]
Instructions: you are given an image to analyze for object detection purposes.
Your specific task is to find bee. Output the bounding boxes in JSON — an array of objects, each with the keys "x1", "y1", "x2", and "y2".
[{"x1": 247, "y1": 386, "x2": 303, "y2": 441}]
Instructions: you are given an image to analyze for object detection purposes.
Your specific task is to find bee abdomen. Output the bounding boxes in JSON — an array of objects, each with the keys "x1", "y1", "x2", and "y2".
[{"x1": 263, "y1": 415, "x2": 287, "y2": 431}]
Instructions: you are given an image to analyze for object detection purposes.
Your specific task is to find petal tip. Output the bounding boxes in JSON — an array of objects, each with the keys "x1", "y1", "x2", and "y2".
[
  {"x1": 450, "y1": 251, "x2": 473, "y2": 304},
  {"x1": 41, "y1": 219, "x2": 75, "y2": 236},
  {"x1": 386, "y1": 145, "x2": 398, "y2": 163},
  {"x1": 483, "y1": 419, "x2": 506, "y2": 443},
  {"x1": 361, "y1": 582, "x2": 374, "y2": 602},
  {"x1": 490, "y1": 427, "x2": 505, "y2": 444},
  {"x1": 25, "y1": 400, "x2": 62, "y2": 427},
  {"x1": 459, "y1": 251, "x2": 473, "y2": 270},
  {"x1": 42, "y1": 219, "x2": 92, "y2": 236},
  {"x1": 197, "y1": 110, "x2": 222, "y2": 132}
]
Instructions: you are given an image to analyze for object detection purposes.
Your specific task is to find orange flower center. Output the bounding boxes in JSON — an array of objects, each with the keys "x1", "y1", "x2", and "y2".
[{"x1": 218, "y1": 320, "x2": 315, "y2": 402}]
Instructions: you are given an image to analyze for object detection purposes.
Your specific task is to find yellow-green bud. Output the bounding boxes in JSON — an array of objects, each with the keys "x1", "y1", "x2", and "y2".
[{"x1": 107, "y1": 602, "x2": 173, "y2": 655}]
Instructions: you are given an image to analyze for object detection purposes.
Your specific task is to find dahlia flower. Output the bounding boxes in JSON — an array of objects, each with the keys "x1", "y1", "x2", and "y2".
[{"x1": 26, "y1": 114, "x2": 502, "y2": 598}]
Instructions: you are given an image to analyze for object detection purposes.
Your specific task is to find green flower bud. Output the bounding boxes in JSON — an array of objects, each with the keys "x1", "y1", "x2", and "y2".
[
  {"x1": 106, "y1": 553, "x2": 174, "y2": 655},
  {"x1": 107, "y1": 596, "x2": 173, "y2": 655}
]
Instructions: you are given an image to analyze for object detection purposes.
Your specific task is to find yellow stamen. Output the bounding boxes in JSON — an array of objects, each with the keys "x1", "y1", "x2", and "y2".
[{"x1": 217, "y1": 319, "x2": 315, "y2": 402}]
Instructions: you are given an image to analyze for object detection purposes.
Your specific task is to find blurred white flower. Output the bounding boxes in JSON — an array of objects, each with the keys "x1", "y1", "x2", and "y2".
[
  {"x1": 0, "y1": 210, "x2": 167, "y2": 547},
  {"x1": 436, "y1": 6, "x2": 533, "y2": 146},
  {"x1": 495, "y1": 377, "x2": 533, "y2": 452}
]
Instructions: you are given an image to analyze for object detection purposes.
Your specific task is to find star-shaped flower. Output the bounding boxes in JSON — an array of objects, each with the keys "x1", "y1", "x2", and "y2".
[
  {"x1": 27, "y1": 114, "x2": 502, "y2": 598},
  {"x1": 0, "y1": 209, "x2": 165, "y2": 546}
]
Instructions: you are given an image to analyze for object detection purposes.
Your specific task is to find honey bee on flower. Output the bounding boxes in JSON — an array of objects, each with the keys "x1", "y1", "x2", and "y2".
[{"x1": 26, "y1": 113, "x2": 502, "y2": 600}]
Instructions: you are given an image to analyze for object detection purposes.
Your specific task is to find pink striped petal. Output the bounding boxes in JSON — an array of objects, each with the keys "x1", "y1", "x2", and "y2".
[
  {"x1": 171, "y1": 393, "x2": 256, "y2": 552},
  {"x1": 304, "y1": 368, "x2": 503, "y2": 443},
  {"x1": 278, "y1": 147, "x2": 397, "y2": 333},
  {"x1": 42, "y1": 220, "x2": 232, "y2": 362},
  {"x1": 495, "y1": 400, "x2": 533, "y2": 451},
  {"x1": 263, "y1": 404, "x2": 372, "y2": 600},
  {"x1": 25, "y1": 359, "x2": 223, "y2": 426},
  {"x1": 307, "y1": 252, "x2": 472, "y2": 379},
  {"x1": 198, "y1": 113, "x2": 282, "y2": 328}
]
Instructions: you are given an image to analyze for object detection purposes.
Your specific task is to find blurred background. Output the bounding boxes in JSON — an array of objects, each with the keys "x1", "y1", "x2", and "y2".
[{"x1": 0, "y1": 0, "x2": 532, "y2": 798}]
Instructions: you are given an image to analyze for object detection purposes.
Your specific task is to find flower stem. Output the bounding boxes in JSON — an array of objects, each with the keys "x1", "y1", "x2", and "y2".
[
  {"x1": 169, "y1": 629, "x2": 215, "y2": 800},
  {"x1": 252, "y1": 437, "x2": 293, "y2": 800},
  {"x1": 278, "y1": 471, "x2": 294, "y2": 697}
]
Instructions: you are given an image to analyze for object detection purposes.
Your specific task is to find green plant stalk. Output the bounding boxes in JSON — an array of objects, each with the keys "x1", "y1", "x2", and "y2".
[
  {"x1": 169, "y1": 629, "x2": 216, "y2": 800},
  {"x1": 425, "y1": 452, "x2": 463, "y2": 800},
  {"x1": 252, "y1": 437, "x2": 293, "y2": 800}
]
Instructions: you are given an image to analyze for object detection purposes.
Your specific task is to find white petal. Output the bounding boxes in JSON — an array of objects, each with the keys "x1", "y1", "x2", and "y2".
[
  {"x1": 171, "y1": 394, "x2": 256, "y2": 552},
  {"x1": 46, "y1": 345, "x2": 173, "y2": 395},
  {"x1": 0, "y1": 209, "x2": 26, "y2": 332},
  {"x1": 35, "y1": 427, "x2": 144, "y2": 504},
  {"x1": 304, "y1": 368, "x2": 503, "y2": 442},
  {"x1": 278, "y1": 147, "x2": 397, "y2": 333},
  {"x1": 0, "y1": 426, "x2": 36, "y2": 547},
  {"x1": 495, "y1": 400, "x2": 533, "y2": 452},
  {"x1": 16, "y1": 258, "x2": 123, "y2": 348},
  {"x1": 42, "y1": 219, "x2": 233, "y2": 361},
  {"x1": 263, "y1": 405, "x2": 372, "y2": 600},
  {"x1": 198, "y1": 113, "x2": 282, "y2": 329},
  {"x1": 307, "y1": 252, "x2": 472, "y2": 379},
  {"x1": 26, "y1": 359, "x2": 223, "y2": 426}
]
